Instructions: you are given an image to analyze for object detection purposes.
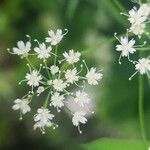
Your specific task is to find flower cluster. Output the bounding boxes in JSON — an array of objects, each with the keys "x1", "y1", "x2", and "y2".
[
  {"x1": 9, "y1": 29, "x2": 103, "y2": 134},
  {"x1": 115, "y1": 2, "x2": 150, "y2": 80},
  {"x1": 121, "y1": 3, "x2": 150, "y2": 38}
]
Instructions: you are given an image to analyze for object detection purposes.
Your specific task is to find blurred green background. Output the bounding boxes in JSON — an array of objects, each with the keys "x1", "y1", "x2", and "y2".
[{"x1": 0, "y1": 0, "x2": 150, "y2": 150}]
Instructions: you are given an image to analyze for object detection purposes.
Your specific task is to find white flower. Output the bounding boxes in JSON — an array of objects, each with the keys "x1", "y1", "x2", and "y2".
[
  {"x1": 63, "y1": 49, "x2": 81, "y2": 64},
  {"x1": 34, "y1": 108, "x2": 55, "y2": 134},
  {"x1": 34, "y1": 43, "x2": 52, "y2": 60},
  {"x1": 129, "y1": 58, "x2": 150, "y2": 80},
  {"x1": 128, "y1": 7, "x2": 146, "y2": 24},
  {"x1": 138, "y1": 4, "x2": 150, "y2": 18},
  {"x1": 53, "y1": 79, "x2": 67, "y2": 91},
  {"x1": 50, "y1": 65, "x2": 59, "y2": 75},
  {"x1": 74, "y1": 91, "x2": 90, "y2": 107},
  {"x1": 72, "y1": 111, "x2": 87, "y2": 133},
  {"x1": 47, "y1": 80, "x2": 53, "y2": 85},
  {"x1": 135, "y1": 58, "x2": 150, "y2": 74},
  {"x1": 37, "y1": 86, "x2": 44, "y2": 96},
  {"x1": 12, "y1": 99, "x2": 31, "y2": 115},
  {"x1": 45, "y1": 29, "x2": 63, "y2": 45},
  {"x1": 65, "y1": 68, "x2": 79, "y2": 83},
  {"x1": 13, "y1": 41, "x2": 31, "y2": 58},
  {"x1": 50, "y1": 92, "x2": 65, "y2": 111},
  {"x1": 116, "y1": 37, "x2": 136, "y2": 57},
  {"x1": 86, "y1": 67, "x2": 102, "y2": 85},
  {"x1": 26, "y1": 70, "x2": 42, "y2": 87},
  {"x1": 130, "y1": 23, "x2": 145, "y2": 37}
]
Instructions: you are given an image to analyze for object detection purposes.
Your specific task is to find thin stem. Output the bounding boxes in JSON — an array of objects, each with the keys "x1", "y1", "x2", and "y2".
[
  {"x1": 44, "y1": 61, "x2": 51, "y2": 79},
  {"x1": 136, "y1": 47, "x2": 150, "y2": 51},
  {"x1": 139, "y1": 71, "x2": 147, "y2": 149},
  {"x1": 26, "y1": 57, "x2": 35, "y2": 69},
  {"x1": 44, "y1": 90, "x2": 51, "y2": 108},
  {"x1": 54, "y1": 45, "x2": 58, "y2": 65}
]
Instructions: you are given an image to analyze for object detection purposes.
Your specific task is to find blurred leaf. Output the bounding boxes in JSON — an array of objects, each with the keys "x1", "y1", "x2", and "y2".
[
  {"x1": 66, "y1": 0, "x2": 79, "y2": 20},
  {"x1": 83, "y1": 138, "x2": 149, "y2": 150},
  {"x1": 100, "y1": 0, "x2": 128, "y2": 27}
]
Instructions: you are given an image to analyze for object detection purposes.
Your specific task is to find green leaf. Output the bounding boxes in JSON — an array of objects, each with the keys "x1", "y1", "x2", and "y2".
[{"x1": 82, "y1": 138, "x2": 149, "y2": 150}]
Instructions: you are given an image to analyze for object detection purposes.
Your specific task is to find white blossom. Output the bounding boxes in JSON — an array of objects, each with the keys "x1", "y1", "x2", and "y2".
[
  {"x1": 26, "y1": 70, "x2": 42, "y2": 87},
  {"x1": 129, "y1": 58, "x2": 150, "y2": 80},
  {"x1": 116, "y1": 37, "x2": 136, "y2": 57},
  {"x1": 45, "y1": 29, "x2": 63, "y2": 45},
  {"x1": 37, "y1": 86, "x2": 44, "y2": 96},
  {"x1": 65, "y1": 68, "x2": 79, "y2": 83},
  {"x1": 50, "y1": 65, "x2": 59, "y2": 75},
  {"x1": 128, "y1": 7, "x2": 146, "y2": 24},
  {"x1": 53, "y1": 79, "x2": 67, "y2": 92},
  {"x1": 34, "y1": 108, "x2": 55, "y2": 134},
  {"x1": 86, "y1": 67, "x2": 102, "y2": 85},
  {"x1": 135, "y1": 58, "x2": 150, "y2": 74},
  {"x1": 115, "y1": 36, "x2": 136, "y2": 64},
  {"x1": 12, "y1": 41, "x2": 31, "y2": 58},
  {"x1": 50, "y1": 92, "x2": 65, "y2": 111},
  {"x1": 138, "y1": 4, "x2": 150, "y2": 18},
  {"x1": 63, "y1": 49, "x2": 81, "y2": 64},
  {"x1": 74, "y1": 91, "x2": 90, "y2": 107},
  {"x1": 34, "y1": 43, "x2": 52, "y2": 60},
  {"x1": 12, "y1": 99, "x2": 31, "y2": 116},
  {"x1": 72, "y1": 111, "x2": 87, "y2": 133},
  {"x1": 130, "y1": 23, "x2": 145, "y2": 37}
]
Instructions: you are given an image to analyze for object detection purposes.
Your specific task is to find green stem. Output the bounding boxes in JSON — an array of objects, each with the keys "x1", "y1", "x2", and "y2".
[
  {"x1": 44, "y1": 90, "x2": 51, "y2": 108},
  {"x1": 26, "y1": 57, "x2": 35, "y2": 69},
  {"x1": 44, "y1": 61, "x2": 51, "y2": 78},
  {"x1": 139, "y1": 71, "x2": 147, "y2": 149},
  {"x1": 54, "y1": 45, "x2": 58, "y2": 65},
  {"x1": 136, "y1": 47, "x2": 150, "y2": 51}
]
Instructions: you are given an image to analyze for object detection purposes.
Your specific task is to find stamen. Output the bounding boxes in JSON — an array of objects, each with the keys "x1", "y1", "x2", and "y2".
[
  {"x1": 129, "y1": 70, "x2": 139, "y2": 80},
  {"x1": 7, "y1": 48, "x2": 14, "y2": 54},
  {"x1": 114, "y1": 33, "x2": 121, "y2": 43},
  {"x1": 120, "y1": 12, "x2": 129, "y2": 17},
  {"x1": 118, "y1": 53, "x2": 122, "y2": 65},
  {"x1": 63, "y1": 29, "x2": 69, "y2": 36},
  {"x1": 19, "y1": 79, "x2": 26, "y2": 85},
  {"x1": 78, "y1": 125, "x2": 82, "y2": 134},
  {"x1": 34, "y1": 39, "x2": 40, "y2": 46},
  {"x1": 27, "y1": 63, "x2": 32, "y2": 73},
  {"x1": 57, "y1": 107, "x2": 61, "y2": 112},
  {"x1": 82, "y1": 60, "x2": 89, "y2": 71},
  {"x1": 134, "y1": 41, "x2": 146, "y2": 48},
  {"x1": 26, "y1": 35, "x2": 31, "y2": 43},
  {"x1": 58, "y1": 59, "x2": 66, "y2": 64},
  {"x1": 38, "y1": 64, "x2": 43, "y2": 73},
  {"x1": 19, "y1": 113, "x2": 23, "y2": 120},
  {"x1": 77, "y1": 64, "x2": 83, "y2": 75},
  {"x1": 127, "y1": 55, "x2": 133, "y2": 63},
  {"x1": 74, "y1": 82, "x2": 83, "y2": 88}
]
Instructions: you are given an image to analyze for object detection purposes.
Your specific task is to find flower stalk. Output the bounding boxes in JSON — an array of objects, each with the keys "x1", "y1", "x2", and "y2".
[{"x1": 138, "y1": 74, "x2": 147, "y2": 149}]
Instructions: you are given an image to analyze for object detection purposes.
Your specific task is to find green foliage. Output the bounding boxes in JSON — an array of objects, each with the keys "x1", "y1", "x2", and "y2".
[{"x1": 83, "y1": 138, "x2": 149, "y2": 150}]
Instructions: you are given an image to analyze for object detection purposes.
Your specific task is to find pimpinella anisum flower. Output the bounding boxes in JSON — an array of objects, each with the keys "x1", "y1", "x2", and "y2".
[{"x1": 9, "y1": 29, "x2": 103, "y2": 134}]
